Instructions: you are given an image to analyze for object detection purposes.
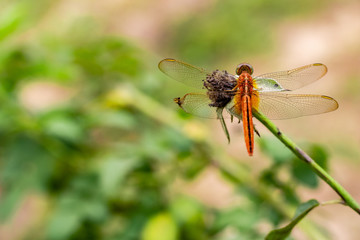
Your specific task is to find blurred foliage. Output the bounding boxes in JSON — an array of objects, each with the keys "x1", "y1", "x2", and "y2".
[
  {"x1": 166, "y1": 0, "x2": 329, "y2": 66},
  {"x1": 259, "y1": 137, "x2": 329, "y2": 189},
  {"x1": 0, "y1": 0, "x2": 338, "y2": 240}
]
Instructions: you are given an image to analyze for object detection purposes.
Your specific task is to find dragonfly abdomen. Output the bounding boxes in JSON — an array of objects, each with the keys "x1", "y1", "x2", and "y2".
[
  {"x1": 236, "y1": 71, "x2": 255, "y2": 156},
  {"x1": 241, "y1": 95, "x2": 254, "y2": 156}
]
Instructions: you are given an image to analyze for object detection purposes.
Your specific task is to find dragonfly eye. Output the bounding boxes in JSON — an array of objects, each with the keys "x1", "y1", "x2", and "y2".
[{"x1": 236, "y1": 63, "x2": 254, "y2": 75}]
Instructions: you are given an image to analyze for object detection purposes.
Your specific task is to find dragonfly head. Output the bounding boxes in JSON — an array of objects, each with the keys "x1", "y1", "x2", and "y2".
[
  {"x1": 174, "y1": 97, "x2": 182, "y2": 106},
  {"x1": 236, "y1": 63, "x2": 253, "y2": 75}
]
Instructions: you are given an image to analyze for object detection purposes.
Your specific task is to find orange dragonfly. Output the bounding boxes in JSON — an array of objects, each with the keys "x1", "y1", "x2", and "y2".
[{"x1": 158, "y1": 58, "x2": 338, "y2": 156}]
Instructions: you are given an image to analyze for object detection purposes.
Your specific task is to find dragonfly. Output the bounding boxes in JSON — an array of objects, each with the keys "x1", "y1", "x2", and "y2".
[{"x1": 158, "y1": 58, "x2": 338, "y2": 156}]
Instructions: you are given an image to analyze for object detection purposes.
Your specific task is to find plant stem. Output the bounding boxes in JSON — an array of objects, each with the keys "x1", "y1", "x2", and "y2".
[
  {"x1": 253, "y1": 110, "x2": 360, "y2": 215},
  {"x1": 321, "y1": 199, "x2": 344, "y2": 206}
]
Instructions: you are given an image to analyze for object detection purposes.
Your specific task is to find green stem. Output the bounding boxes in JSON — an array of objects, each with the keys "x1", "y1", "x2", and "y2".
[
  {"x1": 321, "y1": 199, "x2": 344, "y2": 206},
  {"x1": 253, "y1": 110, "x2": 360, "y2": 215}
]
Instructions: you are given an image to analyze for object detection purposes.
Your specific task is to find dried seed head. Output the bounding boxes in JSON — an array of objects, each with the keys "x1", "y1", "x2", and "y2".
[{"x1": 204, "y1": 70, "x2": 237, "y2": 108}]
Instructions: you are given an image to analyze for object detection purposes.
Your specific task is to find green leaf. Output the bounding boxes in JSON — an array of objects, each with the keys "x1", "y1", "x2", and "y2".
[
  {"x1": 260, "y1": 169, "x2": 299, "y2": 205},
  {"x1": 0, "y1": 135, "x2": 54, "y2": 221},
  {"x1": 81, "y1": 197, "x2": 108, "y2": 222},
  {"x1": 291, "y1": 144, "x2": 329, "y2": 188},
  {"x1": 90, "y1": 110, "x2": 136, "y2": 130},
  {"x1": 0, "y1": 3, "x2": 26, "y2": 41},
  {"x1": 265, "y1": 199, "x2": 320, "y2": 240},
  {"x1": 46, "y1": 195, "x2": 83, "y2": 240},
  {"x1": 141, "y1": 212, "x2": 179, "y2": 240},
  {"x1": 258, "y1": 136, "x2": 293, "y2": 164},
  {"x1": 212, "y1": 206, "x2": 260, "y2": 233},
  {"x1": 170, "y1": 196, "x2": 204, "y2": 225},
  {"x1": 0, "y1": 180, "x2": 27, "y2": 221},
  {"x1": 47, "y1": 211, "x2": 81, "y2": 240},
  {"x1": 308, "y1": 144, "x2": 328, "y2": 171},
  {"x1": 47, "y1": 189, "x2": 108, "y2": 239},
  {"x1": 291, "y1": 158, "x2": 318, "y2": 188},
  {"x1": 43, "y1": 114, "x2": 84, "y2": 142},
  {"x1": 99, "y1": 156, "x2": 139, "y2": 196},
  {"x1": 169, "y1": 197, "x2": 208, "y2": 240}
]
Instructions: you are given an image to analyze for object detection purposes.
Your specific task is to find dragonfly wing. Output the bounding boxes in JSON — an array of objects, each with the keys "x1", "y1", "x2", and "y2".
[
  {"x1": 175, "y1": 93, "x2": 234, "y2": 141},
  {"x1": 254, "y1": 63, "x2": 327, "y2": 91},
  {"x1": 255, "y1": 92, "x2": 338, "y2": 119},
  {"x1": 159, "y1": 58, "x2": 211, "y2": 89},
  {"x1": 175, "y1": 93, "x2": 234, "y2": 118}
]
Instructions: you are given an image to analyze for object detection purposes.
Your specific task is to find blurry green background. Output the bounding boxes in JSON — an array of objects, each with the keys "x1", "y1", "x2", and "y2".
[{"x1": 0, "y1": 0, "x2": 359, "y2": 239}]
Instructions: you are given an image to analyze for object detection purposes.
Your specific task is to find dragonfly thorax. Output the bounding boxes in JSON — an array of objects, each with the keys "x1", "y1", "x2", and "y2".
[{"x1": 236, "y1": 63, "x2": 254, "y2": 75}]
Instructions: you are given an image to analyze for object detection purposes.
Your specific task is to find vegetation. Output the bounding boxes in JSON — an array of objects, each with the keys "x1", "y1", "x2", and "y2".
[{"x1": 0, "y1": 0, "x2": 358, "y2": 240}]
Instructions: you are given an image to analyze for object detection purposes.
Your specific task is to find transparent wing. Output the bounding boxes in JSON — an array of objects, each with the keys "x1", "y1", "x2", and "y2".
[
  {"x1": 159, "y1": 58, "x2": 211, "y2": 89},
  {"x1": 175, "y1": 93, "x2": 234, "y2": 141},
  {"x1": 254, "y1": 63, "x2": 327, "y2": 91},
  {"x1": 174, "y1": 93, "x2": 234, "y2": 119},
  {"x1": 256, "y1": 92, "x2": 338, "y2": 119}
]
